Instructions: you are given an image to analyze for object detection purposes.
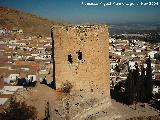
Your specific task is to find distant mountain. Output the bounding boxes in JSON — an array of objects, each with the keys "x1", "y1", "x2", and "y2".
[
  {"x1": 109, "y1": 23, "x2": 160, "y2": 34},
  {"x1": 0, "y1": 6, "x2": 64, "y2": 36}
]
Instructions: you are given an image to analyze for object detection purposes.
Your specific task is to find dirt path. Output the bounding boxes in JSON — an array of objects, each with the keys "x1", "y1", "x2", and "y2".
[{"x1": 15, "y1": 83, "x2": 58, "y2": 119}]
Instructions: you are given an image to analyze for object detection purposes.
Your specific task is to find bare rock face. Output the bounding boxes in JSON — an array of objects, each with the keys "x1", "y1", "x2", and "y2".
[{"x1": 52, "y1": 24, "x2": 111, "y2": 119}]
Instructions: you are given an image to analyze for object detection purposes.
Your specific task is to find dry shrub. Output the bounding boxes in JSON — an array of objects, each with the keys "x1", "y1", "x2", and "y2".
[
  {"x1": 0, "y1": 97, "x2": 37, "y2": 120},
  {"x1": 61, "y1": 80, "x2": 73, "y2": 93}
]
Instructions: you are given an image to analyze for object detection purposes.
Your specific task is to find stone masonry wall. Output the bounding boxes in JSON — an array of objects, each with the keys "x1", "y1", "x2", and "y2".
[{"x1": 53, "y1": 25, "x2": 110, "y2": 100}]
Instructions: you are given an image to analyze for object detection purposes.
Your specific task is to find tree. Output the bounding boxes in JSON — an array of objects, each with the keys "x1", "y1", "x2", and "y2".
[
  {"x1": 0, "y1": 97, "x2": 37, "y2": 120},
  {"x1": 139, "y1": 65, "x2": 146, "y2": 102},
  {"x1": 125, "y1": 69, "x2": 134, "y2": 105},
  {"x1": 145, "y1": 57, "x2": 153, "y2": 101},
  {"x1": 17, "y1": 78, "x2": 27, "y2": 86},
  {"x1": 114, "y1": 64, "x2": 121, "y2": 73},
  {"x1": 133, "y1": 62, "x2": 141, "y2": 101},
  {"x1": 41, "y1": 78, "x2": 47, "y2": 85},
  {"x1": 125, "y1": 60, "x2": 153, "y2": 104}
]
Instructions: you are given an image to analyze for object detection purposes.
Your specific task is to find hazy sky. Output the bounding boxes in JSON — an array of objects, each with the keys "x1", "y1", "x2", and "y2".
[{"x1": 0, "y1": 0, "x2": 160, "y2": 24}]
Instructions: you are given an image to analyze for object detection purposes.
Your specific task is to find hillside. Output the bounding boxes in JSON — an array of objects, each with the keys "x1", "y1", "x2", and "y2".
[{"x1": 0, "y1": 6, "x2": 64, "y2": 36}]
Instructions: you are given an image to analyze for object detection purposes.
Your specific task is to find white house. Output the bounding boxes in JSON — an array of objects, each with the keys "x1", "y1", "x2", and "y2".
[
  {"x1": 0, "y1": 86, "x2": 23, "y2": 95},
  {"x1": 109, "y1": 38, "x2": 116, "y2": 43},
  {"x1": 110, "y1": 62, "x2": 118, "y2": 69},
  {"x1": 153, "y1": 85, "x2": 160, "y2": 94},
  {"x1": 9, "y1": 40, "x2": 17, "y2": 44},
  {"x1": 148, "y1": 51, "x2": 157, "y2": 59},
  {"x1": 28, "y1": 75, "x2": 36, "y2": 82},
  {"x1": 4, "y1": 74, "x2": 19, "y2": 84},
  {"x1": 131, "y1": 54, "x2": 136, "y2": 58},
  {"x1": 115, "y1": 51, "x2": 121, "y2": 56},
  {"x1": 18, "y1": 29, "x2": 23, "y2": 34},
  {"x1": 136, "y1": 49, "x2": 141, "y2": 53},
  {"x1": 0, "y1": 98, "x2": 8, "y2": 105},
  {"x1": 128, "y1": 61, "x2": 136, "y2": 70},
  {"x1": 31, "y1": 53, "x2": 39, "y2": 57},
  {"x1": 0, "y1": 29, "x2": 6, "y2": 34},
  {"x1": 44, "y1": 54, "x2": 51, "y2": 59},
  {"x1": 46, "y1": 37, "x2": 51, "y2": 40},
  {"x1": 8, "y1": 56, "x2": 11, "y2": 58},
  {"x1": 44, "y1": 43, "x2": 50, "y2": 47}
]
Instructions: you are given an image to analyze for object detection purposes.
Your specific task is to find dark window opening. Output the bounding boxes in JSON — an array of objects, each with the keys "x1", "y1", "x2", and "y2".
[
  {"x1": 91, "y1": 89, "x2": 93, "y2": 92},
  {"x1": 80, "y1": 38, "x2": 83, "y2": 41},
  {"x1": 68, "y1": 54, "x2": 73, "y2": 63},
  {"x1": 77, "y1": 51, "x2": 82, "y2": 60}
]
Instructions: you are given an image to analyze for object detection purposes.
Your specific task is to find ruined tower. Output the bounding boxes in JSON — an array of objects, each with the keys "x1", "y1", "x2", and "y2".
[{"x1": 52, "y1": 24, "x2": 110, "y2": 100}]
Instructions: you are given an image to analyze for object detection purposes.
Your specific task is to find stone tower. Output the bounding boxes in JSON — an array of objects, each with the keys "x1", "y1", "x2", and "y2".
[{"x1": 52, "y1": 24, "x2": 110, "y2": 100}]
